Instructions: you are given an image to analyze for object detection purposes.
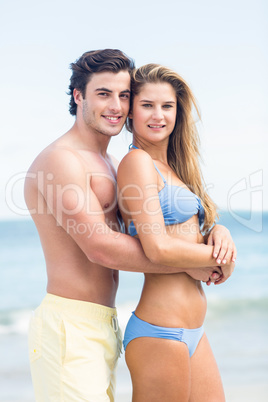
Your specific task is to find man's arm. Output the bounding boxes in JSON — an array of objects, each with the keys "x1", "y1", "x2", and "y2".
[{"x1": 36, "y1": 148, "x2": 227, "y2": 280}]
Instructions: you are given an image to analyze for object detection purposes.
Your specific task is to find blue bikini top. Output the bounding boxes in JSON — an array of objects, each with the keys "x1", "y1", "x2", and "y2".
[{"x1": 127, "y1": 145, "x2": 205, "y2": 237}]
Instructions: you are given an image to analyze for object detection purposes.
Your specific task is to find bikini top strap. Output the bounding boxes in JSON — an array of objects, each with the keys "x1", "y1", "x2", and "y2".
[
  {"x1": 128, "y1": 144, "x2": 139, "y2": 150},
  {"x1": 129, "y1": 144, "x2": 167, "y2": 184},
  {"x1": 153, "y1": 163, "x2": 167, "y2": 184}
]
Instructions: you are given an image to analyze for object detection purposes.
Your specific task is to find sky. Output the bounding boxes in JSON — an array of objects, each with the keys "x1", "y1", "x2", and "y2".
[{"x1": 1, "y1": 0, "x2": 267, "y2": 221}]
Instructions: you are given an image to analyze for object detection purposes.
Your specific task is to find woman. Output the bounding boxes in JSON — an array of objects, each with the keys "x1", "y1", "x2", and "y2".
[{"x1": 117, "y1": 64, "x2": 235, "y2": 401}]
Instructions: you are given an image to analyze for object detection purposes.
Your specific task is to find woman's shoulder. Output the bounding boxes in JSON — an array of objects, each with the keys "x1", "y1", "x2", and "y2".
[
  {"x1": 117, "y1": 148, "x2": 157, "y2": 186},
  {"x1": 119, "y1": 148, "x2": 153, "y2": 171}
]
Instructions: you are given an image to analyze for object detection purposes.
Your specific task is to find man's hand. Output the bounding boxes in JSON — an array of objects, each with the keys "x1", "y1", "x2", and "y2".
[
  {"x1": 186, "y1": 266, "x2": 223, "y2": 286},
  {"x1": 207, "y1": 224, "x2": 237, "y2": 265}
]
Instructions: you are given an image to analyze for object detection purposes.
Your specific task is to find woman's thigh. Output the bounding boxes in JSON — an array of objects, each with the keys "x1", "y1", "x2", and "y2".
[
  {"x1": 125, "y1": 337, "x2": 191, "y2": 402},
  {"x1": 189, "y1": 333, "x2": 225, "y2": 402}
]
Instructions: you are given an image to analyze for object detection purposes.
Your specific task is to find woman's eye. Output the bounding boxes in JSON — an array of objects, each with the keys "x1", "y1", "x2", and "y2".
[{"x1": 142, "y1": 104, "x2": 152, "y2": 108}]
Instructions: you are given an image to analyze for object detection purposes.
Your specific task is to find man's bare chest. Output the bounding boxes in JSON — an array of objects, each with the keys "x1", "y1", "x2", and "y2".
[
  {"x1": 90, "y1": 172, "x2": 117, "y2": 213},
  {"x1": 79, "y1": 151, "x2": 119, "y2": 219}
]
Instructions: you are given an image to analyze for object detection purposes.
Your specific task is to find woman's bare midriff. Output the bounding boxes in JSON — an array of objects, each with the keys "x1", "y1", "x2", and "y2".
[{"x1": 135, "y1": 215, "x2": 207, "y2": 329}]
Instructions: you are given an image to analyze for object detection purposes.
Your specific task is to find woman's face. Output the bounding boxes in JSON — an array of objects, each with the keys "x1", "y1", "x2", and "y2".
[{"x1": 129, "y1": 82, "x2": 177, "y2": 145}]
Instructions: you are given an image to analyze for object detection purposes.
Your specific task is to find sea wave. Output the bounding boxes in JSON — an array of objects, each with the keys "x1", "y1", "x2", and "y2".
[
  {"x1": 0, "y1": 309, "x2": 32, "y2": 335},
  {"x1": 1, "y1": 296, "x2": 267, "y2": 336},
  {"x1": 206, "y1": 295, "x2": 268, "y2": 317}
]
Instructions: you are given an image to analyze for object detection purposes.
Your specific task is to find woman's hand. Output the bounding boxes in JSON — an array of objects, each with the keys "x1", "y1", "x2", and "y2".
[
  {"x1": 186, "y1": 266, "x2": 222, "y2": 285},
  {"x1": 206, "y1": 224, "x2": 237, "y2": 265},
  {"x1": 206, "y1": 269, "x2": 222, "y2": 286},
  {"x1": 212, "y1": 261, "x2": 236, "y2": 285}
]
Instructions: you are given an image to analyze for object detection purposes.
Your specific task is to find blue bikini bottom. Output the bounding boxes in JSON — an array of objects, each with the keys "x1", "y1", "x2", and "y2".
[{"x1": 123, "y1": 312, "x2": 204, "y2": 357}]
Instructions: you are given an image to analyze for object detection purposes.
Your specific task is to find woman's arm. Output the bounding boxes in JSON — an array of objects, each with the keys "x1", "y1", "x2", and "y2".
[{"x1": 117, "y1": 149, "x2": 232, "y2": 271}]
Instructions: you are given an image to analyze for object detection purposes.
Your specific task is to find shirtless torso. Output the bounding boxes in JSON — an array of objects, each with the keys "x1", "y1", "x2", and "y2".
[{"x1": 24, "y1": 132, "x2": 120, "y2": 307}]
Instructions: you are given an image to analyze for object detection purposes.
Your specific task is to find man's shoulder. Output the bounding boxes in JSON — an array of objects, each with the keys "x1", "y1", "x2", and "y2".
[
  {"x1": 30, "y1": 143, "x2": 77, "y2": 169},
  {"x1": 27, "y1": 141, "x2": 91, "y2": 188}
]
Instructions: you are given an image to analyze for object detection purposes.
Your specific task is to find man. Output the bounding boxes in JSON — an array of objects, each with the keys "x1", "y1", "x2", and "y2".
[{"x1": 24, "y1": 49, "x2": 236, "y2": 401}]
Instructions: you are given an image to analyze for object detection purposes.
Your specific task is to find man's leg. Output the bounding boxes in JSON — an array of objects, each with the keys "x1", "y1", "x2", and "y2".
[{"x1": 29, "y1": 294, "x2": 121, "y2": 402}]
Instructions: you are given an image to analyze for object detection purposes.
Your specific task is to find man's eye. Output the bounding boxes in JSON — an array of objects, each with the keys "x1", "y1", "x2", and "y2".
[
  {"x1": 98, "y1": 92, "x2": 109, "y2": 96},
  {"x1": 120, "y1": 94, "x2": 130, "y2": 99}
]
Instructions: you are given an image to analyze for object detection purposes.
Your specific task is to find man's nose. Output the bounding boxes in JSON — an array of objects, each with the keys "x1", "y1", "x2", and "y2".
[{"x1": 109, "y1": 96, "x2": 121, "y2": 113}]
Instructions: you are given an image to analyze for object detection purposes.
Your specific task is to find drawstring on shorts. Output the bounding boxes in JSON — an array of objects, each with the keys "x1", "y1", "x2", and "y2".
[{"x1": 111, "y1": 315, "x2": 119, "y2": 332}]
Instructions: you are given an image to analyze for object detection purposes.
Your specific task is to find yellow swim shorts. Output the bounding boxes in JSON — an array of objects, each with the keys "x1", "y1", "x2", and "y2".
[{"x1": 28, "y1": 293, "x2": 122, "y2": 401}]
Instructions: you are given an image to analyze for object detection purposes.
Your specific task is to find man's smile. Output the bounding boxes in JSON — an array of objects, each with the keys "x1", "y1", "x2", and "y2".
[{"x1": 102, "y1": 115, "x2": 122, "y2": 124}]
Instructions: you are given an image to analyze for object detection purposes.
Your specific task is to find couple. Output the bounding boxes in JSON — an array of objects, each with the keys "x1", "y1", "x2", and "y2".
[{"x1": 25, "y1": 49, "x2": 236, "y2": 401}]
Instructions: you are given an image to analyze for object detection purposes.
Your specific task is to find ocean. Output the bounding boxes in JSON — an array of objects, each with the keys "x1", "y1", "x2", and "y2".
[{"x1": 0, "y1": 211, "x2": 267, "y2": 401}]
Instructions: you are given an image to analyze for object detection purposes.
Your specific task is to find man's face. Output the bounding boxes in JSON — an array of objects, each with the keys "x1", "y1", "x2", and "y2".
[{"x1": 78, "y1": 70, "x2": 131, "y2": 137}]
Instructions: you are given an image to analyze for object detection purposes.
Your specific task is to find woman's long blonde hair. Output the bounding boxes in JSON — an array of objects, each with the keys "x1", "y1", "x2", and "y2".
[{"x1": 126, "y1": 64, "x2": 218, "y2": 232}]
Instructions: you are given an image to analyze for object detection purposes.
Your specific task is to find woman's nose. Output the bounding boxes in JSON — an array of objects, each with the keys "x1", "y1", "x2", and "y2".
[{"x1": 152, "y1": 107, "x2": 164, "y2": 120}]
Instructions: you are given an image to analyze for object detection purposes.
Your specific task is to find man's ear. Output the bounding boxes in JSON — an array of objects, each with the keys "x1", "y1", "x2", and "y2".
[
  {"x1": 128, "y1": 110, "x2": 133, "y2": 119},
  {"x1": 73, "y1": 88, "x2": 83, "y2": 107}
]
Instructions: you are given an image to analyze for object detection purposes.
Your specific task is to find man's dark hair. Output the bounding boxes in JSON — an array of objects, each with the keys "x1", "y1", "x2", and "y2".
[{"x1": 68, "y1": 49, "x2": 135, "y2": 115}]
